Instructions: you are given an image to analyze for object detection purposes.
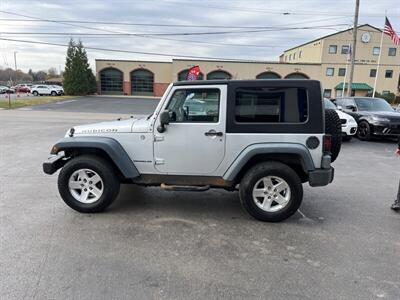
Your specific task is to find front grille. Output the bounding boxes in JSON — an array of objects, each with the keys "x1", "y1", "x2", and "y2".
[{"x1": 340, "y1": 119, "x2": 347, "y2": 125}]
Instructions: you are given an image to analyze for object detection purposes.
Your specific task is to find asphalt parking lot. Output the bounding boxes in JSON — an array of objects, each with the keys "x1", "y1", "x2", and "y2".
[{"x1": 1, "y1": 98, "x2": 400, "y2": 299}]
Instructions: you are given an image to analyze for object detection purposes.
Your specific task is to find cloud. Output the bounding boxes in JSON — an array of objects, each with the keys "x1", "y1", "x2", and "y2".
[{"x1": 0, "y1": 0, "x2": 397, "y2": 72}]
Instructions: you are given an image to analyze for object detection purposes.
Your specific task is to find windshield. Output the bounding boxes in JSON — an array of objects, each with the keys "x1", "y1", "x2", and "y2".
[
  {"x1": 354, "y1": 98, "x2": 394, "y2": 112},
  {"x1": 324, "y1": 98, "x2": 337, "y2": 110}
]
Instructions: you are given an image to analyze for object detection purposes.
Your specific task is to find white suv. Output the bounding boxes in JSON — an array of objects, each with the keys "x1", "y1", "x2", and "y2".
[
  {"x1": 324, "y1": 99, "x2": 357, "y2": 141},
  {"x1": 31, "y1": 85, "x2": 63, "y2": 96}
]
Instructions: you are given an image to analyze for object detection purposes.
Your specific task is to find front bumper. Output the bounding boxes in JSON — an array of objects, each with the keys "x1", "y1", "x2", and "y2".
[
  {"x1": 308, "y1": 167, "x2": 334, "y2": 187},
  {"x1": 371, "y1": 123, "x2": 400, "y2": 137},
  {"x1": 43, "y1": 154, "x2": 67, "y2": 175},
  {"x1": 342, "y1": 123, "x2": 357, "y2": 136}
]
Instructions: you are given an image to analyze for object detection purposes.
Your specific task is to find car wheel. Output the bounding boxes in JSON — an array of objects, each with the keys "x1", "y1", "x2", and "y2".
[
  {"x1": 58, "y1": 155, "x2": 120, "y2": 213},
  {"x1": 33, "y1": 91, "x2": 38, "y2": 96},
  {"x1": 239, "y1": 162, "x2": 303, "y2": 222},
  {"x1": 51, "y1": 91, "x2": 57, "y2": 96},
  {"x1": 357, "y1": 121, "x2": 371, "y2": 141},
  {"x1": 325, "y1": 109, "x2": 342, "y2": 163}
]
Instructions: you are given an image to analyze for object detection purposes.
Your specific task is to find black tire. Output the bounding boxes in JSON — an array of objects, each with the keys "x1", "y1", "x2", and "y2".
[
  {"x1": 51, "y1": 91, "x2": 57, "y2": 96},
  {"x1": 58, "y1": 155, "x2": 120, "y2": 213},
  {"x1": 239, "y1": 162, "x2": 303, "y2": 222},
  {"x1": 325, "y1": 109, "x2": 342, "y2": 162},
  {"x1": 32, "y1": 91, "x2": 38, "y2": 96},
  {"x1": 357, "y1": 121, "x2": 371, "y2": 141}
]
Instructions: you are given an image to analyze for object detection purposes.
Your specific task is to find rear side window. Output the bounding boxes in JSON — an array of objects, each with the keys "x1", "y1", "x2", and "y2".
[{"x1": 235, "y1": 87, "x2": 308, "y2": 123}]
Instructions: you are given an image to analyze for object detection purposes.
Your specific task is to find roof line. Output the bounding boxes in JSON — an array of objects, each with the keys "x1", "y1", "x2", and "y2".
[{"x1": 283, "y1": 24, "x2": 381, "y2": 53}]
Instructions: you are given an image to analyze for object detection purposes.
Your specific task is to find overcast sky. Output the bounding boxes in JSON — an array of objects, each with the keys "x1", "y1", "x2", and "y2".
[{"x1": 0, "y1": 0, "x2": 399, "y2": 73}]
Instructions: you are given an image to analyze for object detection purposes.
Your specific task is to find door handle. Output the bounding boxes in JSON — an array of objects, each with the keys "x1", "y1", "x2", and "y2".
[{"x1": 204, "y1": 130, "x2": 223, "y2": 137}]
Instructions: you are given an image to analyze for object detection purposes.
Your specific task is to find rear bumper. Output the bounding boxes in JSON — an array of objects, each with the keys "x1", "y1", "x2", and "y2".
[
  {"x1": 308, "y1": 167, "x2": 334, "y2": 187},
  {"x1": 43, "y1": 154, "x2": 67, "y2": 175}
]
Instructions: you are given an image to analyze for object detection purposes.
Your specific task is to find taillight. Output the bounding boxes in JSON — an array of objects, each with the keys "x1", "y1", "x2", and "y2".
[{"x1": 323, "y1": 135, "x2": 332, "y2": 153}]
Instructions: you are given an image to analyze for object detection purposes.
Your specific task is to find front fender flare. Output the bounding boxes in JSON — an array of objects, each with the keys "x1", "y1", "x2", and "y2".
[{"x1": 51, "y1": 137, "x2": 140, "y2": 178}]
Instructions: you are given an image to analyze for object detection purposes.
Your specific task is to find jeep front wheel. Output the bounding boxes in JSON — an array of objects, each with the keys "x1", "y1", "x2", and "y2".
[
  {"x1": 239, "y1": 162, "x2": 303, "y2": 222},
  {"x1": 58, "y1": 155, "x2": 120, "y2": 213}
]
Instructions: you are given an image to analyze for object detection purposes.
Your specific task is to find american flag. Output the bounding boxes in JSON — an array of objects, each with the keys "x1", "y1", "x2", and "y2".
[{"x1": 384, "y1": 17, "x2": 400, "y2": 45}]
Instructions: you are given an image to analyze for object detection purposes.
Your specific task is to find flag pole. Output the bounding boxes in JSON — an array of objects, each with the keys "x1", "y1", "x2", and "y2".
[
  {"x1": 342, "y1": 43, "x2": 351, "y2": 97},
  {"x1": 373, "y1": 12, "x2": 386, "y2": 97}
]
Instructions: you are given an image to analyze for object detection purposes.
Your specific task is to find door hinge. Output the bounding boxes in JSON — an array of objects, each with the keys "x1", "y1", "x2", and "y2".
[
  {"x1": 154, "y1": 135, "x2": 164, "y2": 142},
  {"x1": 154, "y1": 158, "x2": 165, "y2": 165}
]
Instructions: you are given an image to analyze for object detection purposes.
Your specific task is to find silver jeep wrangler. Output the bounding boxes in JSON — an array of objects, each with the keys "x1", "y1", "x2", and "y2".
[{"x1": 43, "y1": 80, "x2": 340, "y2": 222}]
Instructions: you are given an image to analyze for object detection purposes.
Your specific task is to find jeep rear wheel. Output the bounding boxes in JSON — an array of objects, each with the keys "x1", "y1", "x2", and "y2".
[
  {"x1": 58, "y1": 155, "x2": 120, "y2": 213},
  {"x1": 239, "y1": 162, "x2": 303, "y2": 222}
]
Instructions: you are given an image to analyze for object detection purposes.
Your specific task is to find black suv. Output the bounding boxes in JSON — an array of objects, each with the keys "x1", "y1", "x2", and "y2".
[{"x1": 335, "y1": 97, "x2": 400, "y2": 140}]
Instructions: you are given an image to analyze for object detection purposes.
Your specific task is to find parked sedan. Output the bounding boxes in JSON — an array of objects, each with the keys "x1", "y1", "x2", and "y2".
[
  {"x1": 335, "y1": 97, "x2": 400, "y2": 140},
  {"x1": 324, "y1": 98, "x2": 358, "y2": 141},
  {"x1": 14, "y1": 84, "x2": 31, "y2": 93}
]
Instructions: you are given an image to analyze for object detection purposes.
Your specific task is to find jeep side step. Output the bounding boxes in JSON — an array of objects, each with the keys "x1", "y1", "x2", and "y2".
[{"x1": 160, "y1": 183, "x2": 210, "y2": 192}]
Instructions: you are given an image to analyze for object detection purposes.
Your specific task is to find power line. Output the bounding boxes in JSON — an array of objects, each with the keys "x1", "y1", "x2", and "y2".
[{"x1": 2, "y1": 37, "x2": 400, "y2": 66}]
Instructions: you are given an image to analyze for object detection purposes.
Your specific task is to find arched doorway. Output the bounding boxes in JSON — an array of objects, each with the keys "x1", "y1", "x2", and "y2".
[
  {"x1": 206, "y1": 70, "x2": 232, "y2": 80},
  {"x1": 177, "y1": 69, "x2": 204, "y2": 81},
  {"x1": 284, "y1": 72, "x2": 309, "y2": 79},
  {"x1": 131, "y1": 69, "x2": 154, "y2": 96},
  {"x1": 256, "y1": 71, "x2": 281, "y2": 79},
  {"x1": 100, "y1": 68, "x2": 123, "y2": 95}
]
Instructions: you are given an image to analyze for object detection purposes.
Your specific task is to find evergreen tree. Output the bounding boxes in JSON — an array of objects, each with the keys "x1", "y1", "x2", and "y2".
[{"x1": 63, "y1": 39, "x2": 96, "y2": 95}]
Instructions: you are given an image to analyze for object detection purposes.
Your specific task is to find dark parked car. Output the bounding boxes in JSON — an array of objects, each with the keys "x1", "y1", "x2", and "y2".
[{"x1": 335, "y1": 97, "x2": 400, "y2": 140}]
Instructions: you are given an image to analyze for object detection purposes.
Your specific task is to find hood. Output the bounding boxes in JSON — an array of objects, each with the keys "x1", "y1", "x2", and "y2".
[
  {"x1": 359, "y1": 110, "x2": 400, "y2": 120},
  {"x1": 72, "y1": 117, "x2": 135, "y2": 135},
  {"x1": 71, "y1": 116, "x2": 152, "y2": 136},
  {"x1": 336, "y1": 109, "x2": 356, "y2": 122}
]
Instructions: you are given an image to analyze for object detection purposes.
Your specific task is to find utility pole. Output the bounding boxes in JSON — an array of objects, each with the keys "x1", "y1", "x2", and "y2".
[
  {"x1": 14, "y1": 51, "x2": 17, "y2": 71},
  {"x1": 347, "y1": 0, "x2": 360, "y2": 97}
]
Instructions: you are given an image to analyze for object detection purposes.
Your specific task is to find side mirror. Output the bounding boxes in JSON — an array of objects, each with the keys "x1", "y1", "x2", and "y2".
[{"x1": 157, "y1": 110, "x2": 170, "y2": 133}]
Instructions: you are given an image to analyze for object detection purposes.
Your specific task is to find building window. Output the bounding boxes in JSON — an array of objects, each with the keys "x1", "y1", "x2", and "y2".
[
  {"x1": 206, "y1": 70, "x2": 231, "y2": 80},
  {"x1": 385, "y1": 70, "x2": 393, "y2": 78},
  {"x1": 388, "y1": 48, "x2": 397, "y2": 56},
  {"x1": 336, "y1": 89, "x2": 343, "y2": 97},
  {"x1": 131, "y1": 69, "x2": 154, "y2": 96},
  {"x1": 289, "y1": 54, "x2": 292, "y2": 61},
  {"x1": 293, "y1": 53, "x2": 296, "y2": 60},
  {"x1": 382, "y1": 90, "x2": 390, "y2": 95},
  {"x1": 299, "y1": 51, "x2": 302, "y2": 58},
  {"x1": 338, "y1": 68, "x2": 346, "y2": 76},
  {"x1": 323, "y1": 89, "x2": 332, "y2": 98},
  {"x1": 100, "y1": 68, "x2": 123, "y2": 95},
  {"x1": 256, "y1": 72, "x2": 281, "y2": 79},
  {"x1": 328, "y1": 45, "x2": 337, "y2": 54},
  {"x1": 234, "y1": 87, "x2": 308, "y2": 123},
  {"x1": 373, "y1": 47, "x2": 380, "y2": 56},
  {"x1": 285, "y1": 55, "x2": 287, "y2": 62},
  {"x1": 341, "y1": 45, "x2": 350, "y2": 54},
  {"x1": 326, "y1": 68, "x2": 334, "y2": 76},
  {"x1": 370, "y1": 69, "x2": 377, "y2": 77}
]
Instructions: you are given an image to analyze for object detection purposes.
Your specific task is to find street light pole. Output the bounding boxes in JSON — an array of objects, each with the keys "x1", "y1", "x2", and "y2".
[
  {"x1": 347, "y1": 0, "x2": 360, "y2": 97},
  {"x1": 14, "y1": 51, "x2": 18, "y2": 71}
]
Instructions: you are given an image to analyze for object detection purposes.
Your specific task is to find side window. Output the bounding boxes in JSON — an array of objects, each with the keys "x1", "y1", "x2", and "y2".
[
  {"x1": 166, "y1": 88, "x2": 220, "y2": 123},
  {"x1": 234, "y1": 87, "x2": 308, "y2": 123}
]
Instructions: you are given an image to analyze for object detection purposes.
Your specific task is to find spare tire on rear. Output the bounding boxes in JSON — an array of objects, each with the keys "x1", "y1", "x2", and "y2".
[{"x1": 324, "y1": 109, "x2": 342, "y2": 163}]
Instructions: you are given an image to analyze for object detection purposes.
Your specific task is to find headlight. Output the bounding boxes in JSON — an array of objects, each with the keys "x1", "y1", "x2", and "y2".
[{"x1": 370, "y1": 116, "x2": 390, "y2": 123}]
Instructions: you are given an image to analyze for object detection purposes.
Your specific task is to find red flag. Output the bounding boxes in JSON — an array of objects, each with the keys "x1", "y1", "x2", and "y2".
[
  {"x1": 186, "y1": 66, "x2": 201, "y2": 81},
  {"x1": 384, "y1": 17, "x2": 400, "y2": 45}
]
